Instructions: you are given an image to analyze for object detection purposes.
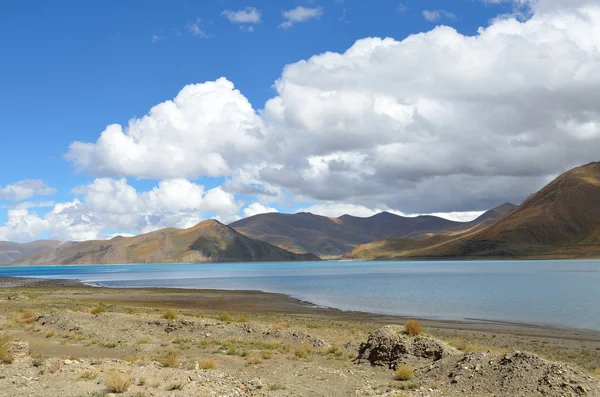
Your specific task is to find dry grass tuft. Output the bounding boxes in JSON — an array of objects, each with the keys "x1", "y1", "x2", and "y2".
[
  {"x1": 105, "y1": 372, "x2": 133, "y2": 393},
  {"x1": 245, "y1": 355, "x2": 263, "y2": 365},
  {"x1": 0, "y1": 334, "x2": 13, "y2": 364},
  {"x1": 594, "y1": 368, "x2": 600, "y2": 377},
  {"x1": 404, "y1": 320, "x2": 422, "y2": 336},
  {"x1": 294, "y1": 344, "x2": 313, "y2": 359},
  {"x1": 198, "y1": 359, "x2": 218, "y2": 370},
  {"x1": 20, "y1": 311, "x2": 36, "y2": 324},
  {"x1": 167, "y1": 380, "x2": 186, "y2": 391},
  {"x1": 80, "y1": 370, "x2": 97, "y2": 380},
  {"x1": 45, "y1": 331, "x2": 55, "y2": 338},
  {"x1": 237, "y1": 314, "x2": 249, "y2": 322},
  {"x1": 324, "y1": 345, "x2": 345, "y2": 359},
  {"x1": 218, "y1": 313, "x2": 232, "y2": 322},
  {"x1": 0, "y1": 346, "x2": 12, "y2": 364},
  {"x1": 159, "y1": 350, "x2": 180, "y2": 368},
  {"x1": 161, "y1": 309, "x2": 178, "y2": 320},
  {"x1": 90, "y1": 306, "x2": 106, "y2": 315},
  {"x1": 395, "y1": 364, "x2": 415, "y2": 381}
]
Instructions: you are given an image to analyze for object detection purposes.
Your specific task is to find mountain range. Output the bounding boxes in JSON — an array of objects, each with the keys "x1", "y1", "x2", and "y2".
[
  {"x1": 9, "y1": 220, "x2": 318, "y2": 265},
  {"x1": 3, "y1": 162, "x2": 600, "y2": 265},
  {"x1": 347, "y1": 162, "x2": 600, "y2": 260},
  {"x1": 229, "y1": 203, "x2": 516, "y2": 257}
]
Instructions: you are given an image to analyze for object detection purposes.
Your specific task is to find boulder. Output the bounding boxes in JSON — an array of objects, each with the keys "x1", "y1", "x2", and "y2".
[{"x1": 355, "y1": 325, "x2": 456, "y2": 369}]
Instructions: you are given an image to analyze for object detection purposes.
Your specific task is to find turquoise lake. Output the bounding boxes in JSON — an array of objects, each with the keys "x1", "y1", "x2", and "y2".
[{"x1": 1, "y1": 260, "x2": 599, "y2": 331}]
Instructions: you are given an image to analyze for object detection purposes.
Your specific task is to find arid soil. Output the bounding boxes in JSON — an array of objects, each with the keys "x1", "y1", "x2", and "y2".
[{"x1": 0, "y1": 278, "x2": 599, "y2": 396}]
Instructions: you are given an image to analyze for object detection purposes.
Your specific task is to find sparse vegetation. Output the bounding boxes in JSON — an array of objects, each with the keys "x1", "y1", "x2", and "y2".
[
  {"x1": 105, "y1": 372, "x2": 133, "y2": 393},
  {"x1": 395, "y1": 365, "x2": 415, "y2": 381},
  {"x1": 404, "y1": 320, "x2": 422, "y2": 336},
  {"x1": 45, "y1": 331, "x2": 55, "y2": 338},
  {"x1": 20, "y1": 311, "x2": 36, "y2": 324},
  {"x1": 167, "y1": 380, "x2": 185, "y2": 390},
  {"x1": 198, "y1": 359, "x2": 218, "y2": 369},
  {"x1": 161, "y1": 309, "x2": 178, "y2": 320},
  {"x1": 237, "y1": 314, "x2": 249, "y2": 322},
  {"x1": 595, "y1": 368, "x2": 600, "y2": 377},
  {"x1": 159, "y1": 350, "x2": 180, "y2": 368},
  {"x1": 396, "y1": 381, "x2": 421, "y2": 390},
  {"x1": 324, "y1": 345, "x2": 345, "y2": 359},
  {"x1": 80, "y1": 370, "x2": 97, "y2": 380},
  {"x1": 245, "y1": 355, "x2": 263, "y2": 365},
  {"x1": 269, "y1": 384, "x2": 286, "y2": 391},
  {"x1": 0, "y1": 343, "x2": 13, "y2": 364},
  {"x1": 90, "y1": 306, "x2": 106, "y2": 315},
  {"x1": 261, "y1": 350, "x2": 273, "y2": 359},
  {"x1": 31, "y1": 352, "x2": 44, "y2": 367},
  {"x1": 218, "y1": 313, "x2": 232, "y2": 322},
  {"x1": 294, "y1": 344, "x2": 313, "y2": 359}
]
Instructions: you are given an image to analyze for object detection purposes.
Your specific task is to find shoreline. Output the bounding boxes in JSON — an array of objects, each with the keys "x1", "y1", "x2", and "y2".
[{"x1": 2, "y1": 276, "x2": 600, "y2": 343}]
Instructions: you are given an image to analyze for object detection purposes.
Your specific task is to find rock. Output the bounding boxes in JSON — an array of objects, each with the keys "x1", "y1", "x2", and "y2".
[
  {"x1": 63, "y1": 360, "x2": 73, "y2": 365},
  {"x1": 355, "y1": 325, "x2": 458, "y2": 369}
]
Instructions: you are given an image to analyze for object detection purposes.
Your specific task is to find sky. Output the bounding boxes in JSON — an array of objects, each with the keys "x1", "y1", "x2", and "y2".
[{"x1": 1, "y1": 0, "x2": 599, "y2": 242}]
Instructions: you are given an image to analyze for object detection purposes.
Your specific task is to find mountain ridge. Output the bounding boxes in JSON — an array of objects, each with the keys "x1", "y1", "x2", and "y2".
[
  {"x1": 347, "y1": 162, "x2": 600, "y2": 260},
  {"x1": 9, "y1": 219, "x2": 319, "y2": 265},
  {"x1": 229, "y1": 203, "x2": 516, "y2": 257}
]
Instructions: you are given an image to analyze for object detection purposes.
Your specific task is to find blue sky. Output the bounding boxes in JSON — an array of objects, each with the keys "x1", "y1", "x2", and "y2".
[{"x1": 1, "y1": 0, "x2": 598, "y2": 241}]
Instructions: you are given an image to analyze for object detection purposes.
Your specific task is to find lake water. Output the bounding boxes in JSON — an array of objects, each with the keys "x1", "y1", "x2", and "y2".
[{"x1": 1, "y1": 260, "x2": 599, "y2": 331}]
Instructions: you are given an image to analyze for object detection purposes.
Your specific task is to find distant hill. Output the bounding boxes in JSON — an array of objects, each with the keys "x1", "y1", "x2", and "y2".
[
  {"x1": 229, "y1": 204, "x2": 516, "y2": 257},
  {"x1": 347, "y1": 162, "x2": 600, "y2": 260},
  {"x1": 9, "y1": 220, "x2": 319, "y2": 265},
  {"x1": 0, "y1": 240, "x2": 74, "y2": 265}
]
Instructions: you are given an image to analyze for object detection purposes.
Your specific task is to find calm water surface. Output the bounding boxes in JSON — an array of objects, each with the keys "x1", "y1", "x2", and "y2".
[{"x1": 1, "y1": 260, "x2": 599, "y2": 331}]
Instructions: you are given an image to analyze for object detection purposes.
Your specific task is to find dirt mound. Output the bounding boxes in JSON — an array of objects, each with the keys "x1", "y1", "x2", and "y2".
[
  {"x1": 355, "y1": 325, "x2": 457, "y2": 369},
  {"x1": 421, "y1": 351, "x2": 600, "y2": 397}
]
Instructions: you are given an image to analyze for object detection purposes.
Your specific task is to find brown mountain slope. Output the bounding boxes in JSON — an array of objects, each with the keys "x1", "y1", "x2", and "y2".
[
  {"x1": 0, "y1": 240, "x2": 75, "y2": 264},
  {"x1": 229, "y1": 204, "x2": 515, "y2": 257},
  {"x1": 348, "y1": 162, "x2": 600, "y2": 260},
  {"x1": 9, "y1": 220, "x2": 319, "y2": 265}
]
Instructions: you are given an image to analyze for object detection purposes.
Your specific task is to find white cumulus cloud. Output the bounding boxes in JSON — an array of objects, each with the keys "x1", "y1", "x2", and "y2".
[
  {"x1": 222, "y1": 7, "x2": 261, "y2": 24},
  {"x1": 279, "y1": 6, "x2": 324, "y2": 29},
  {"x1": 67, "y1": 78, "x2": 263, "y2": 179},
  {"x1": 0, "y1": 180, "x2": 56, "y2": 202},
  {"x1": 0, "y1": 179, "x2": 243, "y2": 242},
  {"x1": 65, "y1": 0, "x2": 600, "y2": 218},
  {"x1": 243, "y1": 202, "x2": 278, "y2": 217},
  {"x1": 422, "y1": 9, "x2": 456, "y2": 22}
]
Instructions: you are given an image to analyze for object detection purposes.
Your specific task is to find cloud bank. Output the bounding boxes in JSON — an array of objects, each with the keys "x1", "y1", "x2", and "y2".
[{"x1": 5, "y1": 0, "x2": 600, "y2": 241}]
